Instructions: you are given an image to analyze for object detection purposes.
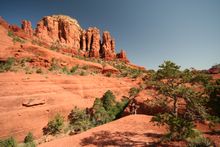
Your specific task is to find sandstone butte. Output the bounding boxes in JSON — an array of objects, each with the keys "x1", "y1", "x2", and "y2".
[{"x1": 0, "y1": 15, "x2": 129, "y2": 62}]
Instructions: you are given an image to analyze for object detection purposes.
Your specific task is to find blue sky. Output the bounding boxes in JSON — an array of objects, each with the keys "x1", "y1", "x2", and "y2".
[{"x1": 0, "y1": 0, "x2": 220, "y2": 69}]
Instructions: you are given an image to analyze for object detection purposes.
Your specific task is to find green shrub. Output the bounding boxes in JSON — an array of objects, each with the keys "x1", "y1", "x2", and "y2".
[
  {"x1": 70, "y1": 65, "x2": 79, "y2": 74},
  {"x1": 92, "y1": 91, "x2": 129, "y2": 125},
  {"x1": 190, "y1": 73, "x2": 212, "y2": 86},
  {"x1": 24, "y1": 67, "x2": 33, "y2": 74},
  {"x1": 23, "y1": 142, "x2": 35, "y2": 147},
  {"x1": 82, "y1": 65, "x2": 88, "y2": 70},
  {"x1": 31, "y1": 40, "x2": 42, "y2": 46},
  {"x1": 8, "y1": 31, "x2": 25, "y2": 43},
  {"x1": 80, "y1": 71, "x2": 86, "y2": 76},
  {"x1": 49, "y1": 58, "x2": 60, "y2": 71},
  {"x1": 0, "y1": 57, "x2": 15, "y2": 72},
  {"x1": 101, "y1": 90, "x2": 116, "y2": 111},
  {"x1": 19, "y1": 58, "x2": 32, "y2": 67},
  {"x1": 208, "y1": 80, "x2": 220, "y2": 117},
  {"x1": 62, "y1": 66, "x2": 70, "y2": 75},
  {"x1": 24, "y1": 132, "x2": 34, "y2": 143},
  {"x1": 8, "y1": 31, "x2": 14, "y2": 37},
  {"x1": 129, "y1": 87, "x2": 140, "y2": 98},
  {"x1": 43, "y1": 114, "x2": 64, "y2": 135},
  {"x1": 68, "y1": 107, "x2": 93, "y2": 133},
  {"x1": 36, "y1": 68, "x2": 43, "y2": 74},
  {"x1": 12, "y1": 36, "x2": 25, "y2": 44},
  {"x1": 188, "y1": 137, "x2": 214, "y2": 147},
  {"x1": 152, "y1": 113, "x2": 196, "y2": 141},
  {"x1": 0, "y1": 137, "x2": 17, "y2": 147}
]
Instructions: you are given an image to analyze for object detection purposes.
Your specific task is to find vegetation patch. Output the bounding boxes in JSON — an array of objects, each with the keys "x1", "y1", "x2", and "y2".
[
  {"x1": 143, "y1": 60, "x2": 219, "y2": 145},
  {"x1": 0, "y1": 57, "x2": 15, "y2": 72},
  {"x1": 8, "y1": 31, "x2": 25, "y2": 44},
  {"x1": 0, "y1": 137, "x2": 17, "y2": 147},
  {"x1": 43, "y1": 114, "x2": 64, "y2": 135}
]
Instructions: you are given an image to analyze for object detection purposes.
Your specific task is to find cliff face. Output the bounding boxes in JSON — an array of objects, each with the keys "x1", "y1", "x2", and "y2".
[
  {"x1": 35, "y1": 15, "x2": 82, "y2": 50},
  {"x1": 3, "y1": 15, "x2": 129, "y2": 61}
]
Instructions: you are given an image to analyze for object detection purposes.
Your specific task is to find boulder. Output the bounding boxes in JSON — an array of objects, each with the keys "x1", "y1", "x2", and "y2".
[{"x1": 22, "y1": 98, "x2": 45, "y2": 107}]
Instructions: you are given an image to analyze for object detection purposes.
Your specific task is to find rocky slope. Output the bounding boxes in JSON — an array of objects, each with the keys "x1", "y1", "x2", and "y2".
[
  {"x1": 38, "y1": 115, "x2": 166, "y2": 147},
  {"x1": 0, "y1": 72, "x2": 137, "y2": 142}
]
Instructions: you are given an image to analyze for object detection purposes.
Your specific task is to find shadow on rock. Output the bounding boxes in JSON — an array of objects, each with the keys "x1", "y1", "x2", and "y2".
[{"x1": 80, "y1": 131, "x2": 164, "y2": 146}]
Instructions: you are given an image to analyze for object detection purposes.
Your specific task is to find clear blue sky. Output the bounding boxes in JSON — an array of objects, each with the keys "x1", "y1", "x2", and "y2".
[{"x1": 0, "y1": 0, "x2": 220, "y2": 70}]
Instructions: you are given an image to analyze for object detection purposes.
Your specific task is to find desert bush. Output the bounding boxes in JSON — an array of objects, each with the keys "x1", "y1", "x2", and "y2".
[
  {"x1": 43, "y1": 114, "x2": 64, "y2": 135},
  {"x1": 36, "y1": 68, "x2": 43, "y2": 74},
  {"x1": 207, "y1": 80, "x2": 220, "y2": 117},
  {"x1": 19, "y1": 57, "x2": 32, "y2": 67},
  {"x1": 0, "y1": 136, "x2": 17, "y2": 147},
  {"x1": 113, "y1": 62, "x2": 144, "y2": 78},
  {"x1": 151, "y1": 61, "x2": 210, "y2": 142},
  {"x1": 187, "y1": 136, "x2": 214, "y2": 147},
  {"x1": 80, "y1": 71, "x2": 86, "y2": 76},
  {"x1": 12, "y1": 36, "x2": 25, "y2": 44},
  {"x1": 144, "y1": 96, "x2": 170, "y2": 115},
  {"x1": 49, "y1": 58, "x2": 60, "y2": 71},
  {"x1": 181, "y1": 69, "x2": 193, "y2": 83},
  {"x1": 129, "y1": 87, "x2": 140, "y2": 98},
  {"x1": 68, "y1": 107, "x2": 93, "y2": 133},
  {"x1": 24, "y1": 67, "x2": 33, "y2": 74},
  {"x1": 92, "y1": 98, "x2": 112, "y2": 125},
  {"x1": 62, "y1": 66, "x2": 70, "y2": 75},
  {"x1": 152, "y1": 113, "x2": 196, "y2": 141},
  {"x1": 8, "y1": 30, "x2": 14, "y2": 37},
  {"x1": 23, "y1": 132, "x2": 35, "y2": 147},
  {"x1": 190, "y1": 73, "x2": 212, "y2": 86},
  {"x1": 0, "y1": 57, "x2": 15, "y2": 72},
  {"x1": 92, "y1": 91, "x2": 129, "y2": 125},
  {"x1": 24, "y1": 132, "x2": 34, "y2": 143},
  {"x1": 31, "y1": 40, "x2": 42, "y2": 46},
  {"x1": 8, "y1": 31, "x2": 25, "y2": 43},
  {"x1": 70, "y1": 65, "x2": 79, "y2": 74},
  {"x1": 23, "y1": 142, "x2": 36, "y2": 147},
  {"x1": 82, "y1": 65, "x2": 88, "y2": 70}
]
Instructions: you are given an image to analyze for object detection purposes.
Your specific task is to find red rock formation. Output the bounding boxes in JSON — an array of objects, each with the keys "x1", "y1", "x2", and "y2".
[
  {"x1": 21, "y1": 20, "x2": 33, "y2": 37},
  {"x1": 8, "y1": 15, "x2": 130, "y2": 61},
  {"x1": 101, "y1": 31, "x2": 116, "y2": 60},
  {"x1": 117, "y1": 49, "x2": 129, "y2": 62},
  {"x1": 35, "y1": 15, "x2": 82, "y2": 50},
  {"x1": 81, "y1": 30, "x2": 86, "y2": 51},
  {"x1": 86, "y1": 27, "x2": 101, "y2": 58}
]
